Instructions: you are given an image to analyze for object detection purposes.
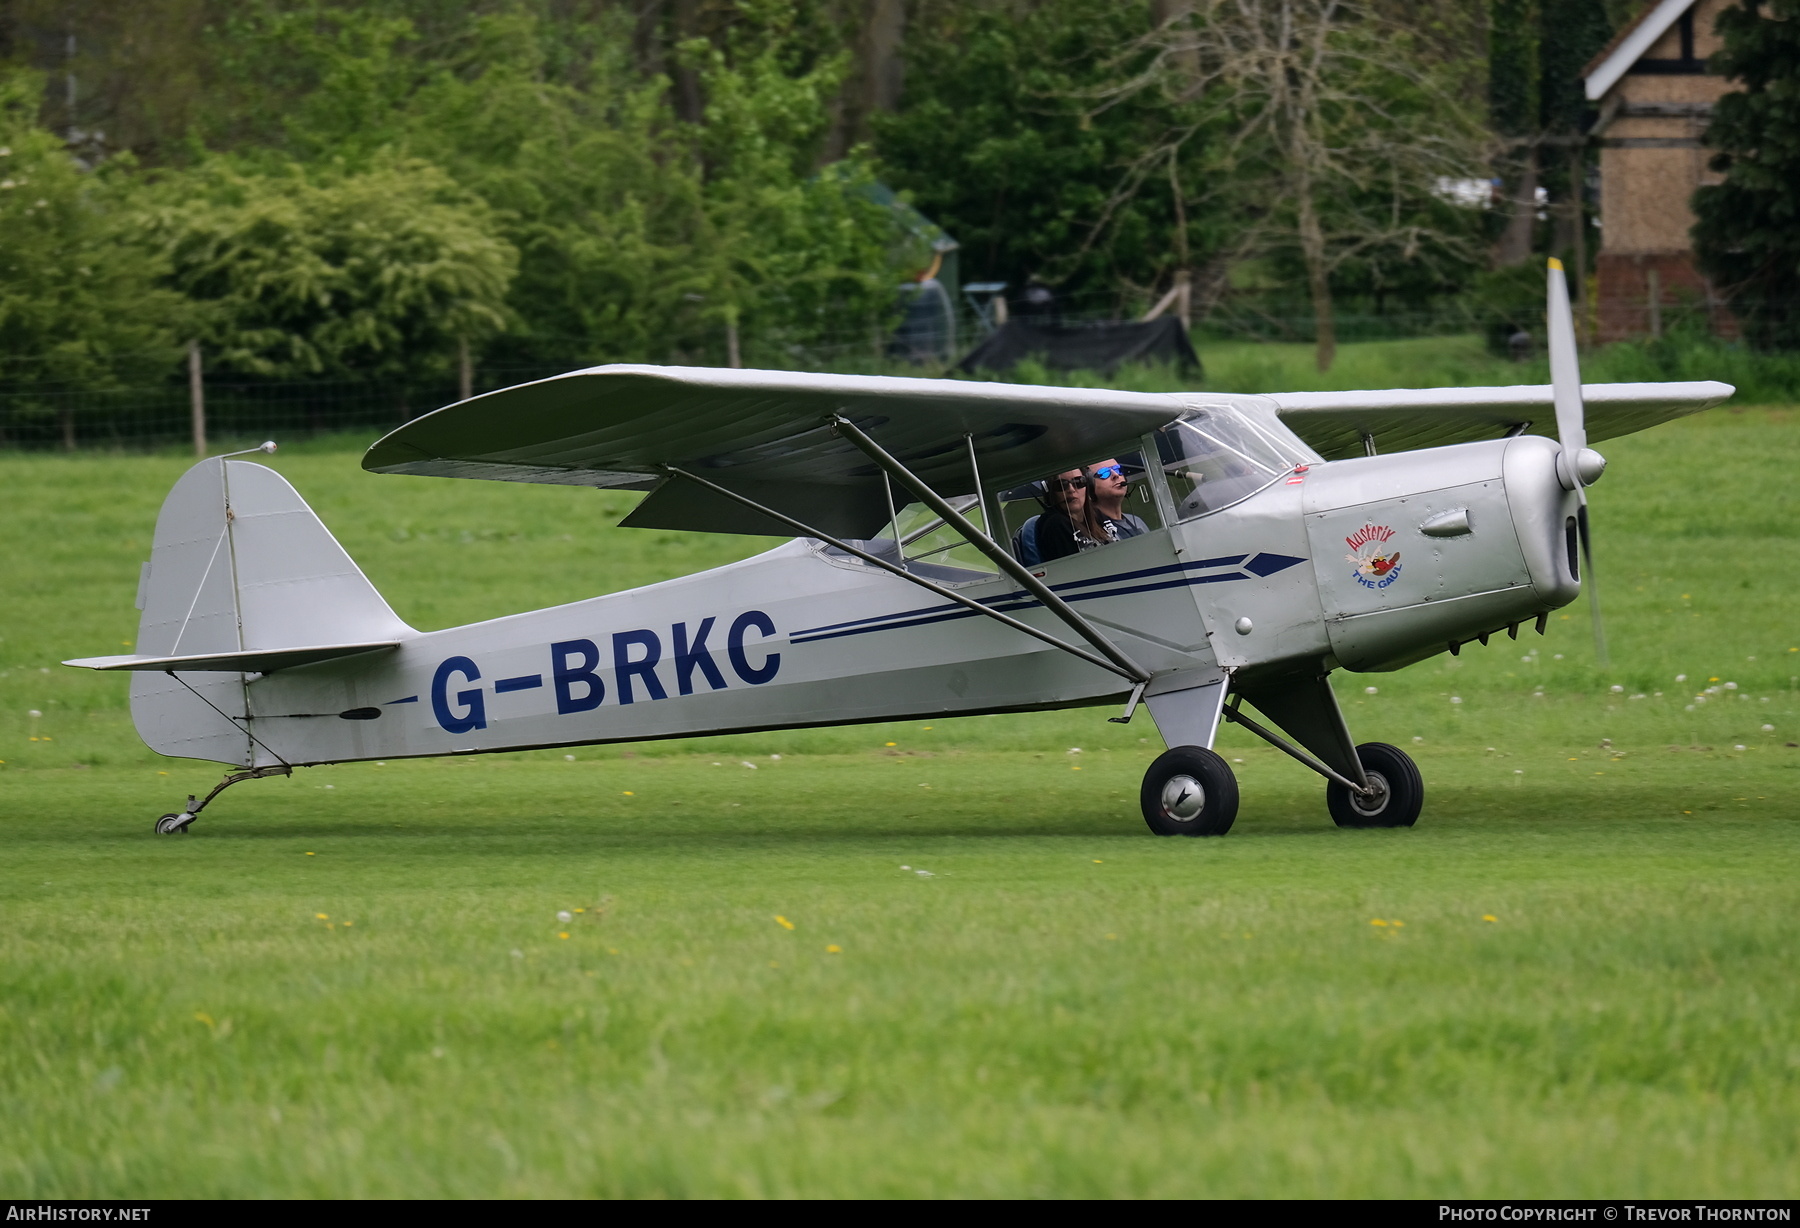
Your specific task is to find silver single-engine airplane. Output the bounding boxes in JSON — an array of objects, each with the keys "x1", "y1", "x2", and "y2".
[{"x1": 69, "y1": 263, "x2": 1730, "y2": 836}]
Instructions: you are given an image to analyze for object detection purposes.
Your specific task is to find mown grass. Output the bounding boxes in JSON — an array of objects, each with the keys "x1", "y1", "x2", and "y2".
[{"x1": 1, "y1": 405, "x2": 1796, "y2": 1197}]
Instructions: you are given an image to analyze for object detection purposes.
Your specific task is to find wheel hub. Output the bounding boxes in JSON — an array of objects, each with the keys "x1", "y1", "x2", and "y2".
[
  {"x1": 1160, "y1": 774, "x2": 1206, "y2": 821},
  {"x1": 1350, "y1": 770, "x2": 1391, "y2": 817}
]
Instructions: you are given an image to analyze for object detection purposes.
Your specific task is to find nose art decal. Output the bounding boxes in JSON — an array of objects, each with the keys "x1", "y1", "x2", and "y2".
[{"x1": 1345, "y1": 524, "x2": 1403, "y2": 590}]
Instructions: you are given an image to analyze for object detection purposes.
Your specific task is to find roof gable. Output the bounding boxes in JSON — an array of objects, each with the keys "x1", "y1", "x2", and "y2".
[{"x1": 1584, "y1": 0, "x2": 1699, "y2": 100}]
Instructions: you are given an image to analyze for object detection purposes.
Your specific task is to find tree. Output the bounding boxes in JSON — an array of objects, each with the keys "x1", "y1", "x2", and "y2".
[
  {"x1": 876, "y1": 0, "x2": 1214, "y2": 308},
  {"x1": 1488, "y1": 0, "x2": 1541, "y2": 267},
  {"x1": 681, "y1": 9, "x2": 910, "y2": 364},
  {"x1": 1112, "y1": 0, "x2": 1489, "y2": 371},
  {"x1": 183, "y1": 1, "x2": 907, "y2": 368},
  {"x1": 1487, "y1": 0, "x2": 1613, "y2": 270},
  {"x1": 141, "y1": 157, "x2": 516, "y2": 383},
  {"x1": 1692, "y1": 0, "x2": 1800, "y2": 351},
  {"x1": 0, "y1": 69, "x2": 185, "y2": 447}
]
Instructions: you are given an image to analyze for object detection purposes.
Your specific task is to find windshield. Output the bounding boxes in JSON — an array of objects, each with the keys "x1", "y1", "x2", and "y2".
[{"x1": 1154, "y1": 402, "x2": 1317, "y2": 520}]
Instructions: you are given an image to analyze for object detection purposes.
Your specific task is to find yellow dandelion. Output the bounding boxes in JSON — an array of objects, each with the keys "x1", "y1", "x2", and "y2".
[
  {"x1": 774, "y1": 915, "x2": 795, "y2": 930},
  {"x1": 574, "y1": 908, "x2": 585, "y2": 914},
  {"x1": 305, "y1": 851, "x2": 315, "y2": 856},
  {"x1": 194, "y1": 1012, "x2": 214, "y2": 1027},
  {"x1": 1093, "y1": 859, "x2": 1103, "y2": 863},
  {"x1": 558, "y1": 932, "x2": 570, "y2": 940},
  {"x1": 315, "y1": 913, "x2": 329, "y2": 920},
  {"x1": 885, "y1": 741, "x2": 896, "y2": 747},
  {"x1": 343, "y1": 921, "x2": 353, "y2": 927},
  {"x1": 1482, "y1": 914, "x2": 1497, "y2": 922},
  {"x1": 1370, "y1": 918, "x2": 1388, "y2": 927},
  {"x1": 826, "y1": 944, "x2": 842, "y2": 954},
  {"x1": 622, "y1": 791, "x2": 634, "y2": 796},
  {"x1": 1072, "y1": 765, "x2": 1082, "y2": 771},
  {"x1": 1392, "y1": 920, "x2": 1405, "y2": 927}
]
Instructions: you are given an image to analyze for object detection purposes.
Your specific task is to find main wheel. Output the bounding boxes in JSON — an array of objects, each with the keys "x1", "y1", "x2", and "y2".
[
  {"x1": 1327, "y1": 742, "x2": 1423, "y2": 828},
  {"x1": 1140, "y1": 746, "x2": 1239, "y2": 837}
]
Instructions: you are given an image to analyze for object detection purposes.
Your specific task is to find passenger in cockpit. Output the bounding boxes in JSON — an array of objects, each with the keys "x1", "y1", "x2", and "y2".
[{"x1": 1015, "y1": 470, "x2": 1087, "y2": 565}]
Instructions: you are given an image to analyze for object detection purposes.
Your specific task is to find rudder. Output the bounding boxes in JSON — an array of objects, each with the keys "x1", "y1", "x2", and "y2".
[{"x1": 128, "y1": 459, "x2": 413, "y2": 764}]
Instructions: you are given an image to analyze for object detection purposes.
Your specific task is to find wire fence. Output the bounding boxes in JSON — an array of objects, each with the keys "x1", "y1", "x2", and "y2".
[{"x1": 0, "y1": 288, "x2": 1750, "y2": 453}]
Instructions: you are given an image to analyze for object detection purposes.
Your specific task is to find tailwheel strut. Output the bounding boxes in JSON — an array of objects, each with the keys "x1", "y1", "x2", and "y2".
[{"x1": 154, "y1": 765, "x2": 292, "y2": 834}]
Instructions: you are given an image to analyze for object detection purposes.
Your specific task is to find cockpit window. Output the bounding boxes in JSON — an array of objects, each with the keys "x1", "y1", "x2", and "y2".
[
  {"x1": 818, "y1": 496, "x2": 998, "y2": 584},
  {"x1": 1155, "y1": 403, "x2": 1316, "y2": 520}
]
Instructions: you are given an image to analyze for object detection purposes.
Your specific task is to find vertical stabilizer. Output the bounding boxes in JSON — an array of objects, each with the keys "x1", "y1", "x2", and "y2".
[{"x1": 129, "y1": 459, "x2": 413, "y2": 765}]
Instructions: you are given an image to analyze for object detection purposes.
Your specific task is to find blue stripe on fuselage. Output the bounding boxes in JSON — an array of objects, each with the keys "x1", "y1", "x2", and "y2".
[{"x1": 789, "y1": 553, "x2": 1303, "y2": 646}]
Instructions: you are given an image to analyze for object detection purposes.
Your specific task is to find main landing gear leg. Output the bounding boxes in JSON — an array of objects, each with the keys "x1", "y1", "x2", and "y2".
[{"x1": 155, "y1": 765, "x2": 292, "y2": 834}]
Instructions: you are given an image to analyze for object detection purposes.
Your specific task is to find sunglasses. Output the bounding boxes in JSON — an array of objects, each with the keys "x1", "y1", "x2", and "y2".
[
  {"x1": 1089, "y1": 465, "x2": 1124, "y2": 481},
  {"x1": 1053, "y1": 478, "x2": 1086, "y2": 490}
]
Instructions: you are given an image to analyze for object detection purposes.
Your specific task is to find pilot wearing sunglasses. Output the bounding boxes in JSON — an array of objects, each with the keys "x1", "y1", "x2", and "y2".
[
  {"x1": 1084, "y1": 458, "x2": 1149, "y2": 543},
  {"x1": 1014, "y1": 470, "x2": 1088, "y2": 565}
]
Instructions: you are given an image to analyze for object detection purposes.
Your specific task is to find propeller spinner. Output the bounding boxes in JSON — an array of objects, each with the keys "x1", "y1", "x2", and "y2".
[{"x1": 1546, "y1": 257, "x2": 1608, "y2": 665}]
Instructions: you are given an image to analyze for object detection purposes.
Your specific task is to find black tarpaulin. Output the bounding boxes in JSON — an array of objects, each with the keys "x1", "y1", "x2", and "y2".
[{"x1": 955, "y1": 316, "x2": 1201, "y2": 377}]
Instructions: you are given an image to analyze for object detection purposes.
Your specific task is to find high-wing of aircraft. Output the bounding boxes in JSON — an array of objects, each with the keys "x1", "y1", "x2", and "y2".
[{"x1": 68, "y1": 263, "x2": 1731, "y2": 836}]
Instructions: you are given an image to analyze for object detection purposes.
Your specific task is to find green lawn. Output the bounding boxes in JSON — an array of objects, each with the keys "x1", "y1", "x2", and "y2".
[{"x1": 2, "y1": 407, "x2": 1797, "y2": 1197}]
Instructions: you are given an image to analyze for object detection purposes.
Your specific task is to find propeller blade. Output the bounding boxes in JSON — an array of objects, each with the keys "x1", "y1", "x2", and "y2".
[
  {"x1": 1577, "y1": 493, "x2": 1608, "y2": 666},
  {"x1": 1546, "y1": 257, "x2": 1587, "y2": 461}
]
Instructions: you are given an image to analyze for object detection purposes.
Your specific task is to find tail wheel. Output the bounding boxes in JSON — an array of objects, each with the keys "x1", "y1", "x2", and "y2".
[
  {"x1": 1140, "y1": 746, "x2": 1239, "y2": 837},
  {"x1": 1327, "y1": 742, "x2": 1423, "y2": 829}
]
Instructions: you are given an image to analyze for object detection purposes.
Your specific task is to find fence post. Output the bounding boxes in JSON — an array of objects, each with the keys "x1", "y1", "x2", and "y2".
[
  {"x1": 188, "y1": 340, "x2": 207, "y2": 458},
  {"x1": 458, "y1": 336, "x2": 473, "y2": 402}
]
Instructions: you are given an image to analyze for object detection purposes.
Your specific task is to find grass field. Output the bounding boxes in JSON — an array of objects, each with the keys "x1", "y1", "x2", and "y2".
[{"x1": 2, "y1": 403, "x2": 1797, "y2": 1197}]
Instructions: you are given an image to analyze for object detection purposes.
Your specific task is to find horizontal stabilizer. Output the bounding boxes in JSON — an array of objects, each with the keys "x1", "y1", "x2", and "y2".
[{"x1": 65, "y1": 641, "x2": 399, "y2": 674}]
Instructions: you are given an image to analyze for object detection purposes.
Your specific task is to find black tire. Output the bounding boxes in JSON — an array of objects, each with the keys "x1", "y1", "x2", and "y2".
[
  {"x1": 1327, "y1": 742, "x2": 1423, "y2": 829},
  {"x1": 1140, "y1": 746, "x2": 1239, "y2": 837}
]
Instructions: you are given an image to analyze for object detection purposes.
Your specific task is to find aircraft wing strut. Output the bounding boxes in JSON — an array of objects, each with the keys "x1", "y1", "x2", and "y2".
[
  {"x1": 827, "y1": 416, "x2": 1151, "y2": 685},
  {"x1": 665, "y1": 450, "x2": 1149, "y2": 689}
]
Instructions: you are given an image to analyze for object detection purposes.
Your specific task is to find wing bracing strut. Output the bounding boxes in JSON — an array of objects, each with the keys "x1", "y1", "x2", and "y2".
[
  {"x1": 828, "y1": 416, "x2": 1151, "y2": 685},
  {"x1": 661, "y1": 465, "x2": 1145, "y2": 684}
]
